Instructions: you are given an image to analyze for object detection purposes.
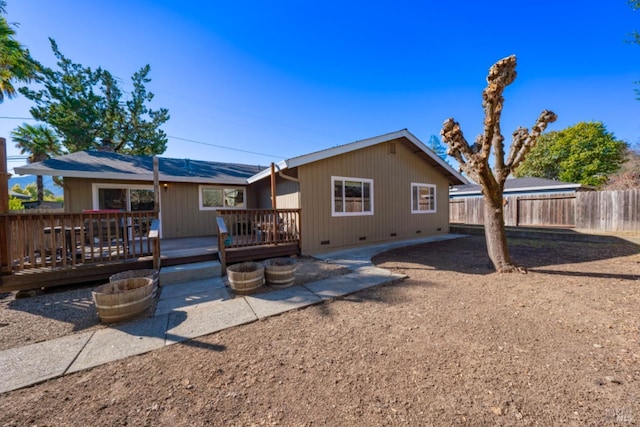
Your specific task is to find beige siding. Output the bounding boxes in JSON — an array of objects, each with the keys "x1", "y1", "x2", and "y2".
[
  {"x1": 64, "y1": 178, "x2": 94, "y2": 212},
  {"x1": 63, "y1": 178, "x2": 252, "y2": 239},
  {"x1": 252, "y1": 175, "x2": 300, "y2": 209},
  {"x1": 299, "y1": 139, "x2": 450, "y2": 253}
]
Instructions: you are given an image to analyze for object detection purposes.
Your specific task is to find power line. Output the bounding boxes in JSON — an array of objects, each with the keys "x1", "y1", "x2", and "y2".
[
  {"x1": 0, "y1": 116, "x2": 35, "y2": 120},
  {"x1": 168, "y1": 135, "x2": 281, "y2": 158}
]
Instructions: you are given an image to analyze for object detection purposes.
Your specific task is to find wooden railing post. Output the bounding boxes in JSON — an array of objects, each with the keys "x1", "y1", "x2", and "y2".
[
  {"x1": 148, "y1": 219, "x2": 161, "y2": 271},
  {"x1": 216, "y1": 216, "x2": 228, "y2": 274}
]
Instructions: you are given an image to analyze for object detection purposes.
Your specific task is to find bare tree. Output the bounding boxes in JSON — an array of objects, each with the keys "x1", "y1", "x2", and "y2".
[{"x1": 441, "y1": 55, "x2": 557, "y2": 273}]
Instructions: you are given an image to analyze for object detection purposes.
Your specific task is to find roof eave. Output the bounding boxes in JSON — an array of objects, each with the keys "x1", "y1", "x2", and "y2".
[
  {"x1": 247, "y1": 161, "x2": 288, "y2": 184},
  {"x1": 247, "y1": 130, "x2": 468, "y2": 185},
  {"x1": 13, "y1": 167, "x2": 250, "y2": 185}
]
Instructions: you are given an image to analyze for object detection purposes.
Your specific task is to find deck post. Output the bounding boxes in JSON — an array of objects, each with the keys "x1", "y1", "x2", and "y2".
[
  {"x1": 216, "y1": 216, "x2": 228, "y2": 274},
  {"x1": 149, "y1": 219, "x2": 161, "y2": 271},
  {"x1": 0, "y1": 138, "x2": 10, "y2": 274}
]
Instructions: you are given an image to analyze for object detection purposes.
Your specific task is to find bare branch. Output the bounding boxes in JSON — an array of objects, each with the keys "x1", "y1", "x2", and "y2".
[
  {"x1": 441, "y1": 118, "x2": 482, "y2": 182},
  {"x1": 481, "y1": 55, "x2": 517, "y2": 167},
  {"x1": 507, "y1": 109, "x2": 557, "y2": 170}
]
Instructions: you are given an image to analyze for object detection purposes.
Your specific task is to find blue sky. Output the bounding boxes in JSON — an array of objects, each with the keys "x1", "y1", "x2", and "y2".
[{"x1": 2, "y1": 1, "x2": 639, "y2": 175}]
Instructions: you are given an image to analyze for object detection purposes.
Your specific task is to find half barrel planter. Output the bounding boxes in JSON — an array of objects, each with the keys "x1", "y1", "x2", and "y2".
[
  {"x1": 227, "y1": 262, "x2": 265, "y2": 294},
  {"x1": 92, "y1": 277, "x2": 155, "y2": 324},
  {"x1": 110, "y1": 269, "x2": 159, "y2": 290},
  {"x1": 263, "y1": 257, "x2": 297, "y2": 288}
]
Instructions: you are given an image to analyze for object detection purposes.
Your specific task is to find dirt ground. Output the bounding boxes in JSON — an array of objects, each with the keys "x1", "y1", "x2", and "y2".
[{"x1": 1, "y1": 235, "x2": 639, "y2": 426}]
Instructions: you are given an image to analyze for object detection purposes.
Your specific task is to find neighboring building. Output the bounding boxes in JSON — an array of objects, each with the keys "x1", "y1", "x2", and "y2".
[
  {"x1": 450, "y1": 177, "x2": 594, "y2": 199},
  {"x1": 14, "y1": 129, "x2": 467, "y2": 253},
  {"x1": 9, "y1": 191, "x2": 31, "y2": 201}
]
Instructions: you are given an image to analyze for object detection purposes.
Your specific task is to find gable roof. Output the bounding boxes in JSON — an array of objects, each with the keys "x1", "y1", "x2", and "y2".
[
  {"x1": 450, "y1": 177, "x2": 594, "y2": 197},
  {"x1": 248, "y1": 129, "x2": 467, "y2": 185},
  {"x1": 13, "y1": 151, "x2": 263, "y2": 185}
]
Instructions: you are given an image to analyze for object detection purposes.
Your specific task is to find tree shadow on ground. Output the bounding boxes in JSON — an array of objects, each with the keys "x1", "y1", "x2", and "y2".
[
  {"x1": 372, "y1": 234, "x2": 640, "y2": 277},
  {"x1": 309, "y1": 277, "x2": 440, "y2": 318}
]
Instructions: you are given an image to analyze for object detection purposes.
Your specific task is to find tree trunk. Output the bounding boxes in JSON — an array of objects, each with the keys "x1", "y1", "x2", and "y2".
[
  {"x1": 36, "y1": 175, "x2": 44, "y2": 203},
  {"x1": 483, "y1": 193, "x2": 524, "y2": 273}
]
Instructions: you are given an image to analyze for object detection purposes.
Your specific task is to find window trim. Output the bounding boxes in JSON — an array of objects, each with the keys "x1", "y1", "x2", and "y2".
[
  {"x1": 92, "y1": 183, "x2": 155, "y2": 211},
  {"x1": 331, "y1": 176, "x2": 374, "y2": 217},
  {"x1": 411, "y1": 182, "x2": 437, "y2": 214},
  {"x1": 198, "y1": 185, "x2": 246, "y2": 210}
]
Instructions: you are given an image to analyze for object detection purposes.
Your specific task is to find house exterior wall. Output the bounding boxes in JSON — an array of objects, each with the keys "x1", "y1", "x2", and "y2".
[
  {"x1": 63, "y1": 177, "x2": 256, "y2": 239},
  {"x1": 298, "y1": 139, "x2": 450, "y2": 253},
  {"x1": 252, "y1": 175, "x2": 300, "y2": 209}
]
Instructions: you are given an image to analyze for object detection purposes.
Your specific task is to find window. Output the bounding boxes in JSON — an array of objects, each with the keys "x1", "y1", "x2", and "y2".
[
  {"x1": 411, "y1": 183, "x2": 436, "y2": 213},
  {"x1": 92, "y1": 184, "x2": 154, "y2": 211},
  {"x1": 332, "y1": 176, "x2": 373, "y2": 216},
  {"x1": 199, "y1": 186, "x2": 245, "y2": 210}
]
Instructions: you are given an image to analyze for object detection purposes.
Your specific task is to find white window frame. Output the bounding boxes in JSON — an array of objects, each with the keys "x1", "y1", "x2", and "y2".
[
  {"x1": 92, "y1": 183, "x2": 155, "y2": 211},
  {"x1": 331, "y1": 176, "x2": 374, "y2": 217},
  {"x1": 198, "y1": 185, "x2": 246, "y2": 210},
  {"x1": 411, "y1": 183, "x2": 437, "y2": 214}
]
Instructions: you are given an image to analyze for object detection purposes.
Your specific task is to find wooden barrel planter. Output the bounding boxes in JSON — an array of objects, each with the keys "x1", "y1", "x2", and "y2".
[
  {"x1": 92, "y1": 277, "x2": 155, "y2": 324},
  {"x1": 110, "y1": 269, "x2": 159, "y2": 290},
  {"x1": 227, "y1": 262, "x2": 264, "y2": 294},
  {"x1": 263, "y1": 257, "x2": 297, "y2": 288}
]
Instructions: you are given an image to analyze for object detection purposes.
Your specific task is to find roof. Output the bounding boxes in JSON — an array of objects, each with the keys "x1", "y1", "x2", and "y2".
[
  {"x1": 9, "y1": 191, "x2": 31, "y2": 200},
  {"x1": 450, "y1": 177, "x2": 593, "y2": 197},
  {"x1": 248, "y1": 129, "x2": 467, "y2": 185},
  {"x1": 13, "y1": 151, "x2": 264, "y2": 185}
]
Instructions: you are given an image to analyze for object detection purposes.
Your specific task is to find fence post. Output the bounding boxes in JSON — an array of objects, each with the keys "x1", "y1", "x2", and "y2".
[{"x1": 0, "y1": 138, "x2": 10, "y2": 274}]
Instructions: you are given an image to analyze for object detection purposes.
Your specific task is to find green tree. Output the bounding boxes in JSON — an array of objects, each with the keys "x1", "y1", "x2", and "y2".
[
  {"x1": 427, "y1": 135, "x2": 449, "y2": 164},
  {"x1": 11, "y1": 123, "x2": 63, "y2": 202},
  {"x1": 514, "y1": 121, "x2": 627, "y2": 186},
  {"x1": 0, "y1": 0, "x2": 35, "y2": 102},
  {"x1": 19, "y1": 39, "x2": 169, "y2": 155},
  {"x1": 441, "y1": 55, "x2": 557, "y2": 273},
  {"x1": 9, "y1": 196, "x2": 23, "y2": 210}
]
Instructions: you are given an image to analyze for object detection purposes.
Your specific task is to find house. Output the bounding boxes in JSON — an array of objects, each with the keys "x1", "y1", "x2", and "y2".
[
  {"x1": 9, "y1": 191, "x2": 31, "y2": 201},
  {"x1": 449, "y1": 177, "x2": 594, "y2": 199},
  {"x1": 247, "y1": 129, "x2": 467, "y2": 253},
  {"x1": 14, "y1": 151, "x2": 263, "y2": 239},
  {"x1": 14, "y1": 129, "x2": 467, "y2": 254}
]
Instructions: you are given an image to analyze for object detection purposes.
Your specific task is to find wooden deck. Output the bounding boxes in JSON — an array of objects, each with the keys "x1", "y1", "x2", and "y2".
[
  {"x1": 0, "y1": 209, "x2": 301, "y2": 292},
  {"x1": 0, "y1": 236, "x2": 215, "y2": 292}
]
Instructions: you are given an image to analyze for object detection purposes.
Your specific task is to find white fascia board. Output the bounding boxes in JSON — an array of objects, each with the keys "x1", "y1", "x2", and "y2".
[
  {"x1": 285, "y1": 130, "x2": 408, "y2": 169},
  {"x1": 504, "y1": 184, "x2": 582, "y2": 193},
  {"x1": 400, "y1": 130, "x2": 467, "y2": 184},
  {"x1": 451, "y1": 184, "x2": 582, "y2": 197},
  {"x1": 247, "y1": 160, "x2": 288, "y2": 184}
]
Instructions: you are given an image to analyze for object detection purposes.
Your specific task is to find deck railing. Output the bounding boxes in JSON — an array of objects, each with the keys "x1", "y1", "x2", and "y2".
[
  {"x1": 0, "y1": 210, "x2": 158, "y2": 273},
  {"x1": 216, "y1": 209, "x2": 301, "y2": 248},
  {"x1": 215, "y1": 209, "x2": 301, "y2": 270}
]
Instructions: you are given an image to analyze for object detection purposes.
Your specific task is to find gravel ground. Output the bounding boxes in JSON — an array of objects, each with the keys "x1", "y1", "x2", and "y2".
[{"x1": 0, "y1": 256, "x2": 350, "y2": 352}]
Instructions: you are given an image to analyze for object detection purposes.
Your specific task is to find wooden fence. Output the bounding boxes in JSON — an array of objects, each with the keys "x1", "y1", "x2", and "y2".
[{"x1": 450, "y1": 189, "x2": 640, "y2": 233}]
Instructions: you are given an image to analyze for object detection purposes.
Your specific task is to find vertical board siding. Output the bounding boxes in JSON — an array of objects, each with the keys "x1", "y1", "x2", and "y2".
[
  {"x1": 450, "y1": 189, "x2": 639, "y2": 233},
  {"x1": 161, "y1": 182, "x2": 218, "y2": 238},
  {"x1": 299, "y1": 138, "x2": 450, "y2": 253}
]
